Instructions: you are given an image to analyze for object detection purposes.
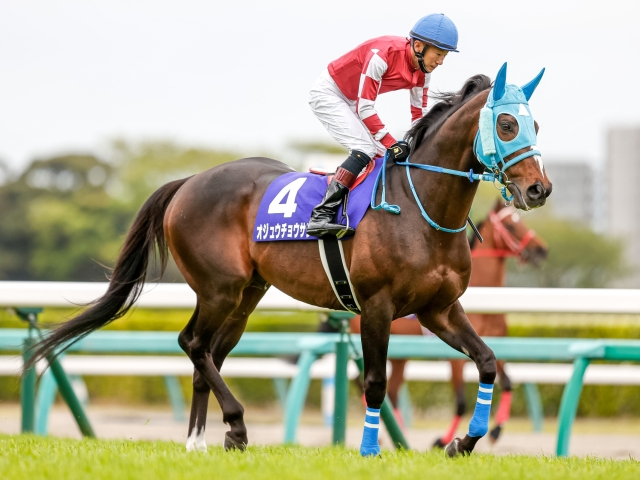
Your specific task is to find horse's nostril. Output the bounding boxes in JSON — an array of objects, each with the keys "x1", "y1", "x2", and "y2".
[{"x1": 527, "y1": 182, "x2": 545, "y2": 201}]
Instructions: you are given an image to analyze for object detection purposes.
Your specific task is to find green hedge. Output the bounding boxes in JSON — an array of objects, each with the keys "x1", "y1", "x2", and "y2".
[{"x1": 1, "y1": 309, "x2": 639, "y2": 417}]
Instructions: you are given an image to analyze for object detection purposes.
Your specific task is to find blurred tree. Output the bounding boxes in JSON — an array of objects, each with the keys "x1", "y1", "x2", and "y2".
[
  {"x1": 0, "y1": 143, "x2": 239, "y2": 281},
  {"x1": 506, "y1": 216, "x2": 628, "y2": 288},
  {"x1": 0, "y1": 154, "x2": 128, "y2": 280},
  {"x1": 109, "y1": 141, "x2": 238, "y2": 209},
  {"x1": 0, "y1": 159, "x2": 10, "y2": 186}
]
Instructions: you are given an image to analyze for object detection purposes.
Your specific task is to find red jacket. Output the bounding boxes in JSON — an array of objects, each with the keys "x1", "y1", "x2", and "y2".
[{"x1": 328, "y1": 36, "x2": 430, "y2": 148}]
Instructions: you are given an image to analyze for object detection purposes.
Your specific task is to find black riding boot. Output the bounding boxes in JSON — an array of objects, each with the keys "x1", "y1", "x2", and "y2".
[{"x1": 309, "y1": 167, "x2": 362, "y2": 238}]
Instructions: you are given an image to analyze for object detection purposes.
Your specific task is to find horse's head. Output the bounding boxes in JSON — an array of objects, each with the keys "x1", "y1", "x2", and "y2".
[
  {"x1": 488, "y1": 200, "x2": 548, "y2": 266},
  {"x1": 474, "y1": 63, "x2": 552, "y2": 210}
]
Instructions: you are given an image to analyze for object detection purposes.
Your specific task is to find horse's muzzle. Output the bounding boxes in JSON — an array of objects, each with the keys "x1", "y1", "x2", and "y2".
[{"x1": 525, "y1": 181, "x2": 551, "y2": 207}]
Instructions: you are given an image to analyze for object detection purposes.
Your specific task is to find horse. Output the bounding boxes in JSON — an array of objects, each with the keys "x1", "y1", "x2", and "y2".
[
  {"x1": 28, "y1": 64, "x2": 551, "y2": 457},
  {"x1": 349, "y1": 199, "x2": 548, "y2": 445}
]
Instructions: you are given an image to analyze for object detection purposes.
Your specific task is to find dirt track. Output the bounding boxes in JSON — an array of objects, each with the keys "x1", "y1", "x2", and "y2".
[{"x1": 1, "y1": 404, "x2": 638, "y2": 459}]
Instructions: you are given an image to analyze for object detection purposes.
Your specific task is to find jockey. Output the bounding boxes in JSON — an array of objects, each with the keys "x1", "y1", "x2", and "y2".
[{"x1": 307, "y1": 13, "x2": 459, "y2": 238}]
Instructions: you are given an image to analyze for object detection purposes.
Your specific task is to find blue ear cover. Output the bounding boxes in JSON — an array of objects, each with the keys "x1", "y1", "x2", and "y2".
[
  {"x1": 492, "y1": 62, "x2": 507, "y2": 102},
  {"x1": 521, "y1": 68, "x2": 545, "y2": 101}
]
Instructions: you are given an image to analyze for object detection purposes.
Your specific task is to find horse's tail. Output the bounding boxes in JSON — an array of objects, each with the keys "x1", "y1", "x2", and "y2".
[{"x1": 25, "y1": 176, "x2": 191, "y2": 370}]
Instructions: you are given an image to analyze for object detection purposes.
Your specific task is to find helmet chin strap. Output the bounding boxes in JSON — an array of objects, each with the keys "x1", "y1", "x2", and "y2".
[{"x1": 411, "y1": 39, "x2": 430, "y2": 74}]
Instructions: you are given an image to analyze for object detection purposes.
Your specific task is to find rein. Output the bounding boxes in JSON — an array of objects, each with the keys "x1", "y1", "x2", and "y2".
[
  {"x1": 471, "y1": 208, "x2": 536, "y2": 259},
  {"x1": 370, "y1": 152, "x2": 501, "y2": 233}
]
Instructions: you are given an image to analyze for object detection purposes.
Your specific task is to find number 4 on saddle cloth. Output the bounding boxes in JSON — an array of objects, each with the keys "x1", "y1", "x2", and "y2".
[{"x1": 253, "y1": 157, "x2": 383, "y2": 242}]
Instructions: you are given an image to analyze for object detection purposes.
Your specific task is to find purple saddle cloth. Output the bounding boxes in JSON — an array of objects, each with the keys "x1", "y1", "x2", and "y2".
[{"x1": 253, "y1": 159, "x2": 383, "y2": 242}]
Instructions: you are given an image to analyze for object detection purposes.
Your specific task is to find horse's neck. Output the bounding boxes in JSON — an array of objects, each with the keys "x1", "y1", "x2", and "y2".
[
  {"x1": 469, "y1": 224, "x2": 507, "y2": 287},
  {"x1": 397, "y1": 126, "x2": 481, "y2": 233}
]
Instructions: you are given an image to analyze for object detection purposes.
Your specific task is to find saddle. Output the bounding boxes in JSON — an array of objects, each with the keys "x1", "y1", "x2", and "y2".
[{"x1": 308, "y1": 158, "x2": 378, "y2": 190}]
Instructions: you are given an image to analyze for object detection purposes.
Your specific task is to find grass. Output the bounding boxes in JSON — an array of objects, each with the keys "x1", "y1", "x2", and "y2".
[{"x1": 0, "y1": 435, "x2": 638, "y2": 480}]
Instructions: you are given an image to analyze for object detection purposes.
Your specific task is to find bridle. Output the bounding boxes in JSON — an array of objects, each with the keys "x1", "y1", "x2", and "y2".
[{"x1": 471, "y1": 207, "x2": 536, "y2": 259}]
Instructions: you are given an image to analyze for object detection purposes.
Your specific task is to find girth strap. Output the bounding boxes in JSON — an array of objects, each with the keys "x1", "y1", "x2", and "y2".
[{"x1": 318, "y1": 237, "x2": 361, "y2": 314}]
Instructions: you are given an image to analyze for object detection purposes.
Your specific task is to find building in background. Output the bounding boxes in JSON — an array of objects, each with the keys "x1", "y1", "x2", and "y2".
[
  {"x1": 607, "y1": 127, "x2": 640, "y2": 286},
  {"x1": 543, "y1": 162, "x2": 595, "y2": 227}
]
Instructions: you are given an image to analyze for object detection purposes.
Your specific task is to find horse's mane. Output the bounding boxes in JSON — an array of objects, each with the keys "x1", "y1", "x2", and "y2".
[{"x1": 404, "y1": 74, "x2": 492, "y2": 153}]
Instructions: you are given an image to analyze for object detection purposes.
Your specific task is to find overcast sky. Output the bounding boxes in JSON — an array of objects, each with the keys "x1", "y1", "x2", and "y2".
[{"x1": 1, "y1": 0, "x2": 639, "y2": 172}]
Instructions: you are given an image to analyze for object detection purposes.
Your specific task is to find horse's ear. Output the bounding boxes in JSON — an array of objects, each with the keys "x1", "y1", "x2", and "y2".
[
  {"x1": 492, "y1": 62, "x2": 507, "y2": 102},
  {"x1": 521, "y1": 68, "x2": 545, "y2": 101}
]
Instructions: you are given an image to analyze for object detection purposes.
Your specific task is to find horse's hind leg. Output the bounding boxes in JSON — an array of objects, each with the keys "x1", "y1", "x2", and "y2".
[
  {"x1": 433, "y1": 359, "x2": 466, "y2": 449},
  {"x1": 178, "y1": 304, "x2": 212, "y2": 452},
  {"x1": 489, "y1": 360, "x2": 512, "y2": 444},
  {"x1": 210, "y1": 279, "x2": 269, "y2": 450},
  {"x1": 178, "y1": 280, "x2": 256, "y2": 452},
  {"x1": 417, "y1": 301, "x2": 496, "y2": 457},
  {"x1": 387, "y1": 359, "x2": 407, "y2": 429}
]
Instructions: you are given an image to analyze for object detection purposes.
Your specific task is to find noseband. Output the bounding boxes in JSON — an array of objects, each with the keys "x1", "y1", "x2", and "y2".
[{"x1": 471, "y1": 207, "x2": 536, "y2": 259}]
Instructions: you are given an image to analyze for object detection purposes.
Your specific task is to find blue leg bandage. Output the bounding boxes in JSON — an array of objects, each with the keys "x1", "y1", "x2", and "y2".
[
  {"x1": 360, "y1": 407, "x2": 381, "y2": 456},
  {"x1": 468, "y1": 382, "x2": 493, "y2": 438}
]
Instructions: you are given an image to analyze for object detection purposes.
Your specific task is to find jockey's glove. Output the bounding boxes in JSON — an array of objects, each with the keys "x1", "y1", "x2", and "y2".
[{"x1": 387, "y1": 141, "x2": 410, "y2": 163}]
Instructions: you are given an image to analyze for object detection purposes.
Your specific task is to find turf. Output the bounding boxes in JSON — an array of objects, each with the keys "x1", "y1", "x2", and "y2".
[{"x1": 1, "y1": 435, "x2": 638, "y2": 480}]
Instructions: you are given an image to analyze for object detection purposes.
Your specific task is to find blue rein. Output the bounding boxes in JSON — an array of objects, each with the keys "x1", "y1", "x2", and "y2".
[{"x1": 371, "y1": 154, "x2": 500, "y2": 233}]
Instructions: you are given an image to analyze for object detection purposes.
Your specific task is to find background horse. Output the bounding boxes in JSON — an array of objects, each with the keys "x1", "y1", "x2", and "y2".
[
  {"x1": 28, "y1": 67, "x2": 551, "y2": 457},
  {"x1": 349, "y1": 199, "x2": 548, "y2": 445}
]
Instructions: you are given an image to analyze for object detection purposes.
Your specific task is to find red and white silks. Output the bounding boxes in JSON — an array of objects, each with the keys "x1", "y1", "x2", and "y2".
[{"x1": 309, "y1": 36, "x2": 430, "y2": 159}]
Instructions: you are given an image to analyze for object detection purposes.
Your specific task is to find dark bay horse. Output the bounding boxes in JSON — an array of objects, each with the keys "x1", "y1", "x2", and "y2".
[{"x1": 29, "y1": 68, "x2": 551, "y2": 457}]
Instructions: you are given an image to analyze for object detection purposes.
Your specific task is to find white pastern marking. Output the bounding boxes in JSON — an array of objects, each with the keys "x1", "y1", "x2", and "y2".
[
  {"x1": 518, "y1": 104, "x2": 530, "y2": 116},
  {"x1": 186, "y1": 426, "x2": 207, "y2": 452},
  {"x1": 511, "y1": 213, "x2": 520, "y2": 223}
]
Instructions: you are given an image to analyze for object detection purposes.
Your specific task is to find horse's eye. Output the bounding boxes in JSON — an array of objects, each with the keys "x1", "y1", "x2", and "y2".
[{"x1": 501, "y1": 123, "x2": 511, "y2": 131}]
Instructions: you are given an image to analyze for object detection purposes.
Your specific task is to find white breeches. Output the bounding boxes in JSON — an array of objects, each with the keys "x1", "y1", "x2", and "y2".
[{"x1": 308, "y1": 69, "x2": 385, "y2": 159}]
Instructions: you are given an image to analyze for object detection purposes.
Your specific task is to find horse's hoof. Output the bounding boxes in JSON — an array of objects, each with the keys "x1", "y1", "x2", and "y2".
[
  {"x1": 432, "y1": 438, "x2": 446, "y2": 449},
  {"x1": 489, "y1": 425, "x2": 502, "y2": 445},
  {"x1": 359, "y1": 444, "x2": 381, "y2": 457},
  {"x1": 444, "y1": 438, "x2": 464, "y2": 458},
  {"x1": 224, "y1": 432, "x2": 247, "y2": 452}
]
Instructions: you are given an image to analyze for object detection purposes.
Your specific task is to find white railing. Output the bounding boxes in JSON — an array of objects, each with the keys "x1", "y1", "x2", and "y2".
[
  {"x1": 1, "y1": 281, "x2": 639, "y2": 314},
  {"x1": 2, "y1": 355, "x2": 639, "y2": 385}
]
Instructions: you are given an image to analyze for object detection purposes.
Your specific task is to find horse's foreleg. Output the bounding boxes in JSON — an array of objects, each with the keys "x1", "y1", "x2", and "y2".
[
  {"x1": 417, "y1": 301, "x2": 496, "y2": 457},
  {"x1": 489, "y1": 360, "x2": 512, "y2": 444},
  {"x1": 434, "y1": 359, "x2": 466, "y2": 448},
  {"x1": 358, "y1": 302, "x2": 394, "y2": 456}
]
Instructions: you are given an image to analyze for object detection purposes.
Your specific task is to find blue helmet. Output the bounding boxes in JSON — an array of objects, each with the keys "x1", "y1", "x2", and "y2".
[{"x1": 410, "y1": 14, "x2": 459, "y2": 52}]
